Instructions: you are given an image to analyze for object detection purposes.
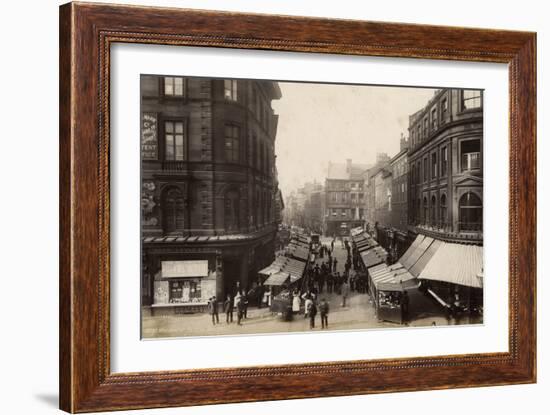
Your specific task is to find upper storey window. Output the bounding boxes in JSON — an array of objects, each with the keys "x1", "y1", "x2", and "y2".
[
  {"x1": 224, "y1": 79, "x2": 238, "y2": 101},
  {"x1": 462, "y1": 90, "x2": 482, "y2": 110},
  {"x1": 164, "y1": 77, "x2": 185, "y2": 96}
]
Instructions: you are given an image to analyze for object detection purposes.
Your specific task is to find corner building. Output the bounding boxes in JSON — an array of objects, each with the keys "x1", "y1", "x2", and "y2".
[
  {"x1": 408, "y1": 88, "x2": 483, "y2": 242},
  {"x1": 140, "y1": 75, "x2": 282, "y2": 312}
]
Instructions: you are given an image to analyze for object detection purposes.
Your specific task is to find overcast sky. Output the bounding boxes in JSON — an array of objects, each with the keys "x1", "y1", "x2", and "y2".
[{"x1": 271, "y1": 82, "x2": 438, "y2": 197}]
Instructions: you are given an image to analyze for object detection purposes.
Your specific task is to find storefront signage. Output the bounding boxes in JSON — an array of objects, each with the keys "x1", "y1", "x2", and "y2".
[
  {"x1": 141, "y1": 112, "x2": 158, "y2": 160},
  {"x1": 162, "y1": 260, "x2": 209, "y2": 278}
]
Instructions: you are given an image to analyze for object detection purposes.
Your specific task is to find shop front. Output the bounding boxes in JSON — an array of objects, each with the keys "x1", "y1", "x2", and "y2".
[{"x1": 152, "y1": 260, "x2": 217, "y2": 316}]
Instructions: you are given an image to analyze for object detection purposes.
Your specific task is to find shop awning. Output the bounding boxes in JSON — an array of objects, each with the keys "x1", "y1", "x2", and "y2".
[
  {"x1": 258, "y1": 263, "x2": 281, "y2": 276},
  {"x1": 409, "y1": 239, "x2": 443, "y2": 277},
  {"x1": 368, "y1": 262, "x2": 417, "y2": 291},
  {"x1": 264, "y1": 271, "x2": 290, "y2": 286},
  {"x1": 400, "y1": 236, "x2": 434, "y2": 270},
  {"x1": 398, "y1": 235, "x2": 424, "y2": 266},
  {"x1": 419, "y1": 242, "x2": 483, "y2": 288},
  {"x1": 360, "y1": 246, "x2": 388, "y2": 269},
  {"x1": 281, "y1": 258, "x2": 306, "y2": 283}
]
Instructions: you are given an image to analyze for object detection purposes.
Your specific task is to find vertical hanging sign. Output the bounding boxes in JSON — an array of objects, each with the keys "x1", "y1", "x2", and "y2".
[{"x1": 141, "y1": 112, "x2": 158, "y2": 160}]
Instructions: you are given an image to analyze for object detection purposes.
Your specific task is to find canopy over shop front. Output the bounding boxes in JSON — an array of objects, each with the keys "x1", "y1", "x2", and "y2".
[
  {"x1": 264, "y1": 271, "x2": 290, "y2": 286},
  {"x1": 360, "y1": 246, "x2": 388, "y2": 269},
  {"x1": 368, "y1": 262, "x2": 417, "y2": 291},
  {"x1": 419, "y1": 242, "x2": 483, "y2": 288},
  {"x1": 400, "y1": 235, "x2": 434, "y2": 269},
  {"x1": 287, "y1": 244, "x2": 310, "y2": 262},
  {"x1": 259, "y1": 255, "x2": 306, "y2": 285}
]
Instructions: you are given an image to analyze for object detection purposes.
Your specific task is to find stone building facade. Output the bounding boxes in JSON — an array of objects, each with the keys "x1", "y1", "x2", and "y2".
[
  {"x1": 140, "y1": 75, "x2": 282, "y2": 310},
  {"x1": 408, "y1": 88, "x2": 483, "y2": 243}
]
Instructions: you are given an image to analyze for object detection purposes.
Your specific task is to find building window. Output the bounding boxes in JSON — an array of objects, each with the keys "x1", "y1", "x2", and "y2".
[
  {"x1": 224, "y1": 79, "x2": 238, "y2": 101},
  {"x1": 169, "y1": 280, "x2": 201, "y2": 303},
  {"x1": 440, "y1": 194, "x2": 447, "y2": 227},
  {"x1": 224, "y1": 190, "x2": 240, "y2": 232},
  {"x1": 165, "y1": 121, "x2": 185, "y2": 161},
  {"x1": 423, "y1": 118, "x2": 429, "y2": 137},
  {"x1": 441, "y1": 98, "x2": 448, "y2": 121},
  {"x1": 423, "y1": 157, "x2": 428, "y2": 182},
  {"x1": 417, "y1": 125, "x2": 422, "y2": 142},
  {"x1": 163, "y1": 187, "x2": 185, "y2": 233},
  {"x1": 431, "y1": 153, "x2": 437, "y2": 179},
  {"x1": 441, "y1": 146, "x2": 448, "y2": 176},
  {"x1": 462, "y1": 90, "x2": 482, "y2": 109},
  {"x1": 461, "y1": 139, "x2": 481, "y2": 171},
  {"x1": 164, "y1": 77, "x2": 185, "y2": 96},
  {"x1": 431, "y1": 108, "x2": 437, "y2": 130},
  {"x1": 224, "y1": 125, "x2": 240, "y2": 163},
  {"x1": 423, "y1": 197, "x2": 428, "y2": 224},
  {"x1": 459, "y1": 192, "x2": 482, "y2": 231},
  {"x1": 431, "y1": 195, "x2": 437, "y2": 225}
]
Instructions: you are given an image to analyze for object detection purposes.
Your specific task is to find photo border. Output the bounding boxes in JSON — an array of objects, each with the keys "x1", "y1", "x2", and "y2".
[{"x1": 59, "y1": 2, "x2": 536, "y2": 412}]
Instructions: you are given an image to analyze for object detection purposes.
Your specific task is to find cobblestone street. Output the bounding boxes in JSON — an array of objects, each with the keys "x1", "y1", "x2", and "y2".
[{"x1": 142, "y1": 240, "x2": 458, "y2": 339}]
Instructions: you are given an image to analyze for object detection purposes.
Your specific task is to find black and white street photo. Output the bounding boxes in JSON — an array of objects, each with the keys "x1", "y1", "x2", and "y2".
[{"x1": 140, "y1": 76, "x2": 484, "y2": 338}]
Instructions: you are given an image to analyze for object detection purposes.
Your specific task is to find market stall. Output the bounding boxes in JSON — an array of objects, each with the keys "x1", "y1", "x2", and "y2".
[{"x1": 367, "y1": 262, "x2": 417, "y2": 324}]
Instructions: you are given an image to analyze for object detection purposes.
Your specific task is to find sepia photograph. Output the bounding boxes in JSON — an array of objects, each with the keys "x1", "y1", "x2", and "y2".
[{"x1": 140, "y1": 75, "x2": 484, "y2": 339}]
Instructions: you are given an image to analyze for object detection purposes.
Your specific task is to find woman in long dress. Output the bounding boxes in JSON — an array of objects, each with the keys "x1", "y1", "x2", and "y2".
[{"x1": 292, "y1": 289, "x2": 301, "y2": 314}]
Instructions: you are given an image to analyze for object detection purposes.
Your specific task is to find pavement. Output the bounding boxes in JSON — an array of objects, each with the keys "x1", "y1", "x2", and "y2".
[{"x1": 141, "y1": 238, "x2": 479, "y2": 339}]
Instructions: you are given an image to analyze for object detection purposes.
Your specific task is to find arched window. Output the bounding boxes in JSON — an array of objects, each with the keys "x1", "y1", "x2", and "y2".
[
  {"x1": 440, "y1": 194, "x2": 447, "y2": 227},
  {"x1": 163, "y1": 187, "x2": 185, "y2": 233},
  {"x1": 431, "y1": 195, "x2": 437, "y2": 225},
  {"x1": 423, "y1": 197, "x2": 428, "y2": 225},
  {"x1": 224, "y1": 190, "x2": 240, "y2": 232},
  {"x1": 459, "y1": 192, "x2": 482, "y2": 231}
]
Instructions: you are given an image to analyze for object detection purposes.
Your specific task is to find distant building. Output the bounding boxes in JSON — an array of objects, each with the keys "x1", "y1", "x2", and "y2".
[
  {"x1": 325, "y1": 159, "x2": 370, "y2": 236},
  {"x1": 390, "y1": 135, "x2": 409, "y2": 231},
  {"x1": 140, "y1": 75, "x2": 282, "y2": 311},
  {"x1": 408, "y1": 88, "x2": 483, "y2": 243},
  {"x1": 363, "y1": 153, "x2": 390, "y2": 232}
]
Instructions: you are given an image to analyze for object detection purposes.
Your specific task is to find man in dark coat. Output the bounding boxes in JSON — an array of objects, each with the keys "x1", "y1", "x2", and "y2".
[
  {"x1": 319, "y1": 298, "x2": 330, "y2": 329},
  {"x1": 308, "y1": 300, "x2": 317, "y2": 329},
  {"x1": 208, "y1": 296, "x2": 219, "y2": 325},
  {"x1": 236, "y1": 296, "x2": 245, "y2": 326},
  {"x1": 223, "y1": 294, "x2": 233, "y2": 323}
]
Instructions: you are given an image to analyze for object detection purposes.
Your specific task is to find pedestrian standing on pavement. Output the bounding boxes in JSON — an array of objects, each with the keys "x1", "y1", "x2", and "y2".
[
  {"x1": 333, "y1": 258, "x2": 338, "y2": 273},
  {"x1": 307, "y1": 299, "x2": 317, "y2": 329},
  {"x1": 208, "y1": 296, "x2": 219, "y2": 325},
  {"x1": 236, "y1": 296, "x2": 244, "y2": 326},
  {"x1": 224, "y1": 294, "x2": 233, "y2": 323},
  {"x1": 331, "y1": 238, "x2": 335, "y2": 252},
  {"x1": 241, "y1": 292, "x2": 249, "y2": 319},
  {"x1": 319, "y1": 298, "x2": 329, "y2": 329},
  {"x1": 327, "y1": 272, "x2": 334, "y2": 293},
  {"x1": 292, "y1": 289, "x2": 301, "y2": 314},
  {"x1": 341, "y1": 280, "x2": 350, "y2": 307}
]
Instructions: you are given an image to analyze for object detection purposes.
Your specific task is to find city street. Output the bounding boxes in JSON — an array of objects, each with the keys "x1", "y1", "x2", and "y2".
[{"x1": 142, "y1": 239, "x2": 455, "y2": 339}]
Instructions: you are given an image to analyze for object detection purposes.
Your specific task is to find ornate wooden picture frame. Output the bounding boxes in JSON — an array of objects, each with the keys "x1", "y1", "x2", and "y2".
[{"x1": 59, "y1": 2, "x2": 536, "y2": 412}]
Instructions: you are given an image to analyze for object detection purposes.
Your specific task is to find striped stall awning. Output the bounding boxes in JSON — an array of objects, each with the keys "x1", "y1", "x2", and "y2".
[
  {"x1": 360, "y1": 246, "x2": 388, "y2": 269},
  {"x1": 419, "y1": 242, "x2": 483, "y2": 288},
  {"x1": 264, "y1": 271, "x2": 290, "y2": 286}
]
